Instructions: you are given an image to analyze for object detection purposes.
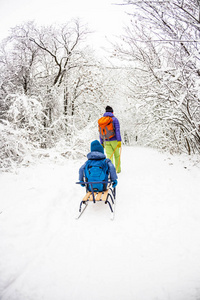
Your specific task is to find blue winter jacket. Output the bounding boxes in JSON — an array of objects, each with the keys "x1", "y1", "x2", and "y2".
[
  {"x1": 79, "y1": 151, "x2": 118, "y2": 182},
  {"x1": 99, "y1": 112, "x2": 121, "y2": 144}
]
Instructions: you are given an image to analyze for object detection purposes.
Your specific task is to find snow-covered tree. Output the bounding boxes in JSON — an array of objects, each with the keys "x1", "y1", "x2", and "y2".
[
  {"x1": 114, "y1": 0, "x2": 200, "y2": 153},
  {"x1": 0, "y1": 19, "x2": 123, "y2": 169}
]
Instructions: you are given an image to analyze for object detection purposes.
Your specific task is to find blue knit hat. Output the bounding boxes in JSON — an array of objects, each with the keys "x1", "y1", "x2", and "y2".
[{"x1": 91, "y1": 140, "x2": 104, "y2": 153}]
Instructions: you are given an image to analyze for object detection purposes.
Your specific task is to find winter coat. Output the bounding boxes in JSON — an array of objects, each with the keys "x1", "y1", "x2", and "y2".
[
  {"x1": 79, "y1": 151, "x2": 118, "y2": 182},
  {"x1": 99, "y1": 112, "x2": 121, "y2": 144}
]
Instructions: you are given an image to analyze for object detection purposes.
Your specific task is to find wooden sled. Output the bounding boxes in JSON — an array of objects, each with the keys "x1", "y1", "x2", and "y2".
[{"x1": 76, "y1": 181, "x2": 116, "y2": 219}]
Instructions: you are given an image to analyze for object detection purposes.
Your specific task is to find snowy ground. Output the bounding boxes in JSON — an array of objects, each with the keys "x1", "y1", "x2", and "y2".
[{"x1": 0, "y1": 146, "x2": 200, "y2": 300}]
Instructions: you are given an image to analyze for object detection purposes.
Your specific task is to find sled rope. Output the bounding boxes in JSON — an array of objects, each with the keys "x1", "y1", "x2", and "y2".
[
  {"x1": 109, "y1": 145, "x2": 118, "y2": 160},
  {"x1": 109, "y1": 145, "x2": 121, "y2": 172}
]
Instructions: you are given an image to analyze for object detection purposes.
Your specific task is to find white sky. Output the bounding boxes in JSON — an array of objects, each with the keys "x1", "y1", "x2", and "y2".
[{"x1": 0, "y1": 0, "x2": 128, "y2": 54}]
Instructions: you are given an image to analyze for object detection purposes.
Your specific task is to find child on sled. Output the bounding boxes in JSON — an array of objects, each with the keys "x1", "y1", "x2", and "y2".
[{"x1": 79, "y1": 140, "x2": 118, "y2": 192}]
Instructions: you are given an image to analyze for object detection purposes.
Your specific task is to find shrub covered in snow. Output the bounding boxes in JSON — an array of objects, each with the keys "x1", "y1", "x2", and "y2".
[{"x1": 0, "y1": 121, "x2": 32, "y2": 170}]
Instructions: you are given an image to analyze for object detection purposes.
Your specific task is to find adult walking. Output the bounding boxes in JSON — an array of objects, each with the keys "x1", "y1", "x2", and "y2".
[{"x1": 98, "y1": 106, "x2": 121, "y2": 173}]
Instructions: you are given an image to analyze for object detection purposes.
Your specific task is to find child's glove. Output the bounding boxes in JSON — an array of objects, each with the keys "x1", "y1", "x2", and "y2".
[
  {"x1": 112, "y1": 180, "x2": 118, "y2": 188},
  {"x1": 117, "y1": 141, "x2": 121, "y2": 148},
  {"x1": 80, "y1": 181, "x2": 85, "y2": 187}
]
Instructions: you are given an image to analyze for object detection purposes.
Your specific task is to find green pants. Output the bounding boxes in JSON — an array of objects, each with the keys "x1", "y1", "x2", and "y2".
[{"x1": 105, "y1": 140, "x2": 121, "y2": 173}]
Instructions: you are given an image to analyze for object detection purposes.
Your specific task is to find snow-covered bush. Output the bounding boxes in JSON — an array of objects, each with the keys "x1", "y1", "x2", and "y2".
[
  {"x1": 5, "y1": 94, "x2": 45, "y2": 145},
  {"x1": 0, "y1": 121, "x2": 32, "y2": 171},
  {"x1": 0, "y1": 94, "x2": 46, "y2": 170}
]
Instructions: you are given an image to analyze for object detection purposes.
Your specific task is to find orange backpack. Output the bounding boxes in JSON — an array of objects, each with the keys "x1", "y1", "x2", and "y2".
[{"x1": 98, "y1": 116, "x2": 115, "y2": 141}]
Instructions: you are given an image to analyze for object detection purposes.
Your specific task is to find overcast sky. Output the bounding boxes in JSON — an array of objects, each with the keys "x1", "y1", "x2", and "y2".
[{"x1": 0, "y1": 0, "x2": 128, "y2": 54}]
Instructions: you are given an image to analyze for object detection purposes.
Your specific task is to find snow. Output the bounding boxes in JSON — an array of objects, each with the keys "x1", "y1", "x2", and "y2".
[{"x1": 0, "y1": 146, "x2": 200, "y2": 300}]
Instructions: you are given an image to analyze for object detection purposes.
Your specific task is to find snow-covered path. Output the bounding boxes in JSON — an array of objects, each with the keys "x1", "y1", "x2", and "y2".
[{"x1": 0, "y1": 146, "x2": 200, "y2": 300}]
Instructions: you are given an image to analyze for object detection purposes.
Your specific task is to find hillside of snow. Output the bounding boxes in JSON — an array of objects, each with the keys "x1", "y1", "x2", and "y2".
[{"x1": 0, "y1": 146, "x2": 200, "y2": 300}]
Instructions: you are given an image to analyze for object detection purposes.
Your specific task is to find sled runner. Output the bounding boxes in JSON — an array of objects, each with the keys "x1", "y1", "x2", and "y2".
[{"x1": 76, "y1": 181, "x2": 116, "y2": 220}]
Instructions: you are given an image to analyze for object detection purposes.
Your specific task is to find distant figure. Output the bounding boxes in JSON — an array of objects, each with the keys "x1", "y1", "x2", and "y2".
[
  {"x1": 79, "y1": 140, "x2": 118, "y2": 192},
  {"x1": 98, "y1": 106, "x2": 121, "y2": 173}
]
